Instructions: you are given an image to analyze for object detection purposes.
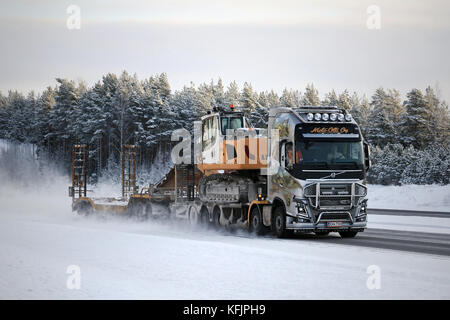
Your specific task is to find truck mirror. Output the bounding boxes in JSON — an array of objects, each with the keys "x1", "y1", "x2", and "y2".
[{"x1": 363, "y1": 141, "x2": 371, "y2": 171}]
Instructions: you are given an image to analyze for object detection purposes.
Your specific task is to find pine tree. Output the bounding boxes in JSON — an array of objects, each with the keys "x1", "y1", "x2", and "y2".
[
  {"x1": 400, "y1": 88, "x2": 431, "y2": 149},
  {"x1": 241, "y1": 82, "x2": 260, "y2": 114},
  {"x1": 302, "y1": 83, "x2": 320, "y2": 106},
  {"x1": 366, "y1": 88, "x2": 396, "y2": 146},
  {"x1": 338, "y1": 90, "x2": 352, "y2": 110},
  {"x1": 322, "y1": 90, "x2": 339, "y2": 107},
  {"x1": 225, "y1": 81, "x2": 241, "y2": 109}
]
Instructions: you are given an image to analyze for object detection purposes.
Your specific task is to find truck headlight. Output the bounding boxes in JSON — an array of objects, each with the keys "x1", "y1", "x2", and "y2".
[
  {"x1": 295, "y1": 201, "x2": 309, "y2": 218},
  {"x1": 357, "y1": 199, "x2": 368, "y2": 217}
]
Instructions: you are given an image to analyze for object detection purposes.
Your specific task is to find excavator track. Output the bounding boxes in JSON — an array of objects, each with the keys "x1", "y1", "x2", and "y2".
[{"x1": 198, "y1": 174, "x2": 254, "y2": 203}]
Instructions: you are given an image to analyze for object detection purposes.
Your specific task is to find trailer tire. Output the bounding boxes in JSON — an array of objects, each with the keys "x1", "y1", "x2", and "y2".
[
  {"x1": 75, "y1": 201, "x2": 93, "y2": 216},
  {"x1": 213, "y1": 206, "x2": 221, "y2": 230},
  {"x1": 339, "y1": 231, "x2": 358, "y2": 238},
  {"x1": 188, "y1": 205, "x2": 199, "y2": 225},
  {"x1": 200, "y1": 206, "x2": 210, "y2": 228},
  {"x1": 145, "y1": 202, "x2": 153, "y2": 219},
  {"x1": 130, "y1": 202, "x2": 148, "y2": 221},
  {"x1": 272, "y1": 206, "x2": 291, "y2": 238}
]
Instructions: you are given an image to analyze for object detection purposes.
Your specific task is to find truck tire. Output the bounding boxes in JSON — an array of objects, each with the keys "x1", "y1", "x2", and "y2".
[
  {"x1": 249, "y1": 206, "x2": 267, "y2": 235},
  {"x1": 272, "y1": 206, "x2": 291, "y2": 238},
  {"x1": 339, "y1": 231, "x2": 358, "y2": 238}
]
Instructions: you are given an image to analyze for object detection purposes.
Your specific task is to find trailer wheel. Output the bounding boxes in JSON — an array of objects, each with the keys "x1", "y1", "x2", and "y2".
[
  {"x1": 145, "y1": 202, "x2": 153, "y2": 219},
  {"x1": 200, "y1": 206, "x2": 210, "y2": 228},
  {"x1": 339, "y1": 231, "x2": 358, "y2": 238},
  {"x1": 130, "y1": 202, "x2": 148, "y2": 221},
  {"x1": 249, "y1": 206, "x2": 267, "y2": 235},
  {"x1": 212, "y1": 206, "x2": 221, "y2": 230},
  {"x1": 272, "y1": 206, "x2": 291, "y2": 238},
  {"x1": 76, "y1": 201, "x2": 93, "y2": 216},
  {"x1": 188, "y1": 205, "x2": 199, "y2": 225}
]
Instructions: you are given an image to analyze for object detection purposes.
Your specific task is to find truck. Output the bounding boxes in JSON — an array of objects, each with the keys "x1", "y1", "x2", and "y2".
[{"x1": 69, "y1": 105, "x2": 371, "y2": 238}]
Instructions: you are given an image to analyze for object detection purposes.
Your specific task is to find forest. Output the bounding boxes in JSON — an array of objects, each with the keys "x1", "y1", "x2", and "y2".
[{"x1": 0, "y1": 71, "x2": 449, "y2": 185}]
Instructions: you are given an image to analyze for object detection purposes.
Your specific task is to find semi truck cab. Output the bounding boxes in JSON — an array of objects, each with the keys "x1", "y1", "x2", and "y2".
[{"x1": 267, "y1": 106, "x2": 370, "y2": 238}]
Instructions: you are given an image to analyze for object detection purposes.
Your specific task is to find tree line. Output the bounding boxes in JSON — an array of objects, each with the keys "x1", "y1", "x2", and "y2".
[{"x1": 0, "y1": 71, "x2": 449, "y2": 184}]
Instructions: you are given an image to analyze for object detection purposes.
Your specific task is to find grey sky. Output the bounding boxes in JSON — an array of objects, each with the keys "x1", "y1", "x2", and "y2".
[{"x1": 1, "y1": 0, "x2": 449, "y2": 102}]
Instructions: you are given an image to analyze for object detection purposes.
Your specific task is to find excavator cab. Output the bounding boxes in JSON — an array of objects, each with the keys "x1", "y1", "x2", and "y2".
[{"x1": 198, "y1": 105, "x2": 267, "y2": 173}]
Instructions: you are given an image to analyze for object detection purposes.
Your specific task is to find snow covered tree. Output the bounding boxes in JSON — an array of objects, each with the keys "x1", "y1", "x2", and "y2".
[
  {"x1": 338, "y1": 90, "x2": 352, "y2": 110},
  {"x1": 302, "y1": 83, "x2": 320, "y2": 106},
  {"x1": 322, "y1": 90, "x2": 339, "y2": 107},
  {"x1": 399, "y1": 88, "x2": 431, "y2": 149},
  {"x1": 365, "y1": 88, "x2": 396, "y2": 146},
  {"x1": 241, "y1": 82, "x2": 261, "y2": 114}
]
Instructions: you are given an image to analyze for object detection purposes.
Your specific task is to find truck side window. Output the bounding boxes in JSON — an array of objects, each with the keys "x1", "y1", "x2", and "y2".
[{"x1": 285, "y1": 142, "x2": 293, "y2": 169}]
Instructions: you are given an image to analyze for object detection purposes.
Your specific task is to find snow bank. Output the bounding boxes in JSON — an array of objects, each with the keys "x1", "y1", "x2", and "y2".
[{"x1": 368, "y1": 184, "x2": 450, "y2": 212}]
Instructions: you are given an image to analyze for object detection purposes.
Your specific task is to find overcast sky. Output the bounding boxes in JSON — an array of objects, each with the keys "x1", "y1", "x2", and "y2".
[{"x1": 1, "y1": 0, "x2": 449, "y2": 102}]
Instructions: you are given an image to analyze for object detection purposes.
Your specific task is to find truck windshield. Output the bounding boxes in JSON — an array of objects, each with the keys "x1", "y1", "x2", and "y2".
[
  {"x1": 295, "y1": 141, "x2": 363, "y2": 167},
  {"x1": 221, "y1": 117, "x2": 244, "y2": 135}
]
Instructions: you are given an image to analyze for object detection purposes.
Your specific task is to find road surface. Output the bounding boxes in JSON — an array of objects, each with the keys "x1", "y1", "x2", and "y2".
[{"x1": 1, "y1": 204, "x2": 449, "y2": 299}]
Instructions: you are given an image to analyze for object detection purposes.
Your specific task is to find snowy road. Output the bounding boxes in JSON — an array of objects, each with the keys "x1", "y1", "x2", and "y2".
[
  {"x1": 1, "y1": 175, "x2": 449, "y2": 299},
  {"x1": 1, "y1": 198, "x2": 450, "y2": 299},
  {"x1": 299, "y1": 228, "x2": 450, "y2": 256}
]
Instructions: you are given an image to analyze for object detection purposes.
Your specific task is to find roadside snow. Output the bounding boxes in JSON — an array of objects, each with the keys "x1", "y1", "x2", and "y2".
[{"x1": 368, "y1": 184, "x2": 450, "y2": 212}]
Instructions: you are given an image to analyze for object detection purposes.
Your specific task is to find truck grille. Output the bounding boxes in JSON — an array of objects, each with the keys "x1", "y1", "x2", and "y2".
[
  {"x1": 318, "y1": 212, "x2": 351, "y2": 221},
  {"x1": 304, "y1": 182, "x2": 366, "y2": 210}
]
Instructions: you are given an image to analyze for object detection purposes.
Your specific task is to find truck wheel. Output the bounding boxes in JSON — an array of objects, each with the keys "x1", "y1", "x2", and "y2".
[
  {"x1": 339, "y1": 231, "x2": 358, "y2": 238},
  {"x1": 249, "y1": 206, "x2": 266, "y2": 235},
  {"x1": 272, "y1": 206, "x2": 291, "y2": 238}
]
